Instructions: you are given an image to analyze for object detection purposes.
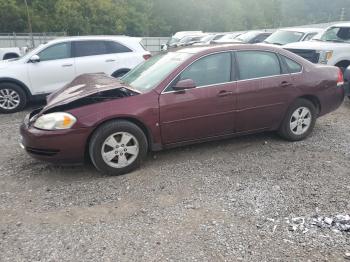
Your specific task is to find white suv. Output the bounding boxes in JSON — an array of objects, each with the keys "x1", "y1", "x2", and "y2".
[
  {"x1": 284, "y1": 23, "x2": 350, "y2": 69},
  {"x1": 0, "y1": 36, "x2": 151, "y2": 113}
]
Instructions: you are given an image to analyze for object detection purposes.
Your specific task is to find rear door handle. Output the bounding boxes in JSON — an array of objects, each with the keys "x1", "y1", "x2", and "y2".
[
  {"x1": 281, "y1": 81, "x2": 293, "y2": 88},
  {"x1": 217, "y1": 90, "x2": 233, "y2": 97},
  {"x1": 62, "y1": 64, "x2": 73, "y2": 67},
  {"x1": 105, "y1": 59, "x2": 116, "y2": 62}
]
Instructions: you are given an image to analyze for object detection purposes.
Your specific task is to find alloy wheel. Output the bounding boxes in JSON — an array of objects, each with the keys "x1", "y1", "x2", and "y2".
[
  {"x1": 101, "y1": 132, "x2": 139, "y2": 168},
  {"x1": 0, "y1": 88, "x2": 20, "y2": 110},
  {"x1": 290, "y1": 107, "x2": 312, "y2": 135}
]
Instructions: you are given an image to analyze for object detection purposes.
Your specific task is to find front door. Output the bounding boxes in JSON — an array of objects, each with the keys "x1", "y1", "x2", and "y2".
[
  {"x1": 159, "y1": 52, "x2": 237, "y2": 145},
  {"x1": 27, "y1": 42, "x2": 75, "y2": 95}
]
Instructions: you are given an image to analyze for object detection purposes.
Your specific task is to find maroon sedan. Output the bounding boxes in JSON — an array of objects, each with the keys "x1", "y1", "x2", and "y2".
[{"x1": 20, "y1": 44, "x2": 345, "y2": 175}]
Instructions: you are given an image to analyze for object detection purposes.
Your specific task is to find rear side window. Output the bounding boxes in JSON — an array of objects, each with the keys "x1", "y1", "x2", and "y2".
[
  {"x1": 38, "y1": 42, "x2": 71, "y2": 61},
  {"x1": 284, "y1": 56, "x2": 302, "y2": 73},
  {"x1": 74, "y1": 41, "x2": 108, "y2": 57},
  {"x1": 179, "y1": 52, "x2": 231, "y2": 87},
  {"x1": 236, "y1": 51, "x2": 281, "y2": 80},
  {"x1": 106, "y1": 41, "x2": 132, "y2": 53}
]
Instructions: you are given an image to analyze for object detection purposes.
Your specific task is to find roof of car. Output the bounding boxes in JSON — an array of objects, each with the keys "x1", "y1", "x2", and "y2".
[
  {"x1": 279, "y1": 27, "x2": 323, "y2": 33},
  {"x1": 46, "y1": 35, "x2": 141, "y2": 44},
  {"x1": 329, "y1": 22, "x2": 350, "y2": 28},
  {"x1": 174, "y1": 43, "x2": 283, "y2": 55}
]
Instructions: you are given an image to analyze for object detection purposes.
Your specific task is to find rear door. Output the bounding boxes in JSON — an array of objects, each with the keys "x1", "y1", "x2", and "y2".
[
  {"x1": 73, "y1": 40, "x2": 132, "y2": 76},
  {"x1": 235, "y1": 50, "x2": 294, "y2": 132},
  {"x1": 159, "y1": 52, "x2": 237, "y2": 144}
]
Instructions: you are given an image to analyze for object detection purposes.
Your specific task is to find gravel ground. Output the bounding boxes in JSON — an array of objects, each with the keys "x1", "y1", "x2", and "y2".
[{"x1": 0, "y1": 100, "x2": 350, "y2": 261}]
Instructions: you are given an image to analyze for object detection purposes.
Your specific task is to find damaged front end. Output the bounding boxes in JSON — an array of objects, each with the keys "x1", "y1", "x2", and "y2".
[
  {"x1": 33, "y1": 73, "x2": 140, "y2": 117},
  {"x1": 44, "y1": 87, "x2": 138, "y2": 113}
]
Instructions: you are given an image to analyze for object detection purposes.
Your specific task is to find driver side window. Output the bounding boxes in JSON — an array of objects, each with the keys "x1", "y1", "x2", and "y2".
[
  {"x1": 177, "y1": 52, "x2": 231, "y2": 88},
  {"x1": 38, "y1": 42, "x2": 71, "y2": 62}
]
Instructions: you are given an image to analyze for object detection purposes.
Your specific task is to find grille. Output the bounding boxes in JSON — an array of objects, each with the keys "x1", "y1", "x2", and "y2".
[
  {"x1": 26, "y1": 147, "x2": 59, "y2": 156},
  {"x1": 285, "y1": 49, "x2": 320, "y2": 63}
]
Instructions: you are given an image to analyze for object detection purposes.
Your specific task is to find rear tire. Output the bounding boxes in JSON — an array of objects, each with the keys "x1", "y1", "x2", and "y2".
[
  {"x1": 89, "y1": 120, "x2": 148, "y2": 176},
  {"x1": 278, "y1": 98, "x2": 317, "y2": 141},
  {"x1": 0, "y1": 83, "x2": 27, "y2": 113}
]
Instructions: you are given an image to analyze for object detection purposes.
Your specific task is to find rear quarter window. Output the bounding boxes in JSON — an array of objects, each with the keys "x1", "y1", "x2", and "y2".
[
  {"x1": 106, "y1": 41, "x2": 132, "y2": 53},
  {"x1": 283, "y1": 56, "x2": 302, "y2": 73}
]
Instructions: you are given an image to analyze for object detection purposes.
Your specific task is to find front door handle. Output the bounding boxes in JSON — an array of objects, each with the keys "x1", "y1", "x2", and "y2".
[
  {"x1": 217, "y1": 90, "x2": 233, "y2": 97},
  {"x1": 281, "y1": 81, "x2": 293, "y2": 88},
  {"x1": 62, "y1": 64, "x2": 73, "y2": 67},
  {"x1": 105, "y1": 59, "x2": 116, "y2": 62}
]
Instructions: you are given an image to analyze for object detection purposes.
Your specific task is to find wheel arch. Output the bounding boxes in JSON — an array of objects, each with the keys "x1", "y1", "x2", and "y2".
[
  {"x1": 335, "y1": 60, "x2": 350, "y2": 70},
  {"x1": 84, "y1": 116, "x2": 154, "y2": 162},
  {"x1": 297, "y1": 95, "x2": 321, "y2": 114},
  {"x1": 0, "y1": 77, "x2": 32, "y2": 99},
  {"x1": 111, "y1": 68, "x2": 131, "y2": 78},
  {"x1": 3, "y1": 53, "x2": 20, "y2": 60}
]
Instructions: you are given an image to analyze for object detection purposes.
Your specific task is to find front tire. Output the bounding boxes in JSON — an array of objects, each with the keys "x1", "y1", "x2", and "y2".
[
  {"x1": 0, "y1": 83, "x2": 27, "y2": 113},
  {"x1": 89, "y1": 120, "x2": 148, "y2": 176},
  {"x1": 278, "y1": 98, "x2": 317, "y2": 141}
]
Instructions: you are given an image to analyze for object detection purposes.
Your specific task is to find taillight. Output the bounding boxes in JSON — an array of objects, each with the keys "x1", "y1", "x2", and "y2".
[
  {"x1": 143, "y1": 54, "x2": 152, "y2": 60},
  {"x1": 337, "y1": 68, "x2": 344, "y2": 86}
]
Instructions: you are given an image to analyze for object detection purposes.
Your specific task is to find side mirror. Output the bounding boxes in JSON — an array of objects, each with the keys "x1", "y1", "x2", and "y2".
[
  {"x1": 173, "y1": 79, "x2": 196, "y2": 91},
  {"x1": 344, "y1": 66, "x2": 350, "y2": 82},
  {"x1": 29, "y1": 55, "x2": 40, "y2": 63}
]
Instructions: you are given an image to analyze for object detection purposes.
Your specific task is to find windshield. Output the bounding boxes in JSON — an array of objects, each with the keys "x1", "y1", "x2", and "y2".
[
  {"x1": 264, "y1": 30, "x2": 304, "y2": 45},
  {"x1": 236, "y1": 31, "x2": 259, "y2": 42},
  {"x1": 320, "y1": 27, "x2": 350, "y2": 43},
  {"x1": 120, "y1": 52, "x2": 191, "y2": 92}
]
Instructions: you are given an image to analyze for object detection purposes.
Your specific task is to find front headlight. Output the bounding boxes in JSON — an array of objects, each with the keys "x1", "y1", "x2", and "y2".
[
  {"x1": 33, "y1": 112, "x2": 77, "y2": 130},
  {"x1": 318, "y1": 50, "x2": 333, "y2": 64}
]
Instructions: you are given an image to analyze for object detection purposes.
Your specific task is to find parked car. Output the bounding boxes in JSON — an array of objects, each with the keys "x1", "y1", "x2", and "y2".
[
  {"x1": 263, "y1": 28, "x2": 323, "y2": 46},
  {"x1": 193, "y1": 33, "x2": 227, "y2": 45},
  {"x1": 161, "y1": 31, "x2": 204, "y2": 51},
  {"x1": 20, "y1": 44, "x2": 345, "y2": 176},
  {"x1": 176, "y1": 35, "x2": 208, "y2": 47},
  {"x1": 0, "y1": 47, "x2": 24, "y2": 60},
  {"x1": 283, "y1": 23, "x2": 350, "y2": 70},
  {"x1": 233, "y1": 31, "x2": 274, "y2": 44},
  {"x1": 212, "y1": 32, "x2": 245, "y2": 43},
  {"x1": 0, "y1": 36, "x2": 150, "y2": 113}
]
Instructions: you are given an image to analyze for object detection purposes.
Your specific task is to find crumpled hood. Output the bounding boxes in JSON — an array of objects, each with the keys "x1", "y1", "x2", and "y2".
[
  {"x1": 284, "y1": 40, "x2": 350, "y2": 50},
  {"x1": 44, "y1": 73, "x2": 140, "y2": 111}
]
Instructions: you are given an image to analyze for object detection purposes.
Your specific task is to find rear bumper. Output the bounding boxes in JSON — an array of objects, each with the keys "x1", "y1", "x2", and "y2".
[
  {"x1": 20, "y1": 122, "x2": 93, "y2": 164},
  {"x1": 319, "y1": 86, "x2": 345, "y2": 117}
]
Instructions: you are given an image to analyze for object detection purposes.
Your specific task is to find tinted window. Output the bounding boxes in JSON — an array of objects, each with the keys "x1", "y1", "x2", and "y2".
[
  {"x1": 284, "y1": 56, "x2": 302, "y2": 73},
  {"x1": 236, "y1": 51, "x2": 281, "y2": 80},
  {"x1": 106, "y1": 41, "x2": 132, "y2": 53},
  {"x1": 74, "y1": 41, "x2": 108, "y2": 57},
  {"x1": 38, "y1": 42, "x2": 71, "y2": 61},
  {"x1": 178, "y1": 52, "x2": 231, "y2": 87}
]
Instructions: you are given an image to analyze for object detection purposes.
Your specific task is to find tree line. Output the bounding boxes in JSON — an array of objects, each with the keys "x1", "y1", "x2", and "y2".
[{"x1": 0, "y1": 0, "x2": 349, "y2": 36}]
